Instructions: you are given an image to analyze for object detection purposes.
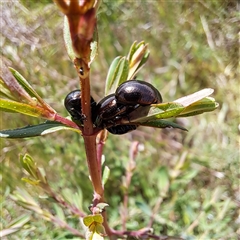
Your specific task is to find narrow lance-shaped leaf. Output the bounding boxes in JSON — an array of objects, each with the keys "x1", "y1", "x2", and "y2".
[
  {"x1": 127, "y1": 41, "x2": 138, "y2": 63},
  {"x1": 108, "y1": 57, "x2": 129, "y2": 94},
  {"x1": 146, "y1": 103, "x2": 185, "y2": 120},
  {"x1": 0, "y1": 79, "x2": 16, "y2": 101},
  {"x1": 20, "y1": 154, "x2": 38, "y2": 180},
  {"x1": 1, "y1": 64, "x2": 57, "y2": 121},
  {"x1": 140, "y1": 119, "x2": 188, "y2": 131},
  {"x1": 20, "y1": 157, "x2": 47, "y2": 186},
  {"x1": 0, "y1": 63, "x2": 34, "y2": 103},
  {"x1": 128, "y1": 102, "x2": 185, "y2": 123},
  {"x1": 133, "y1": 50, "x2": 150, "y2": 77},
  {"x1": 9, "y1": 67, "x2": 55, "y2": 113},
  {"x1": 92, "y1": 214, "x2": 104, "y2": 223},
  {"x1": 0, "y1": 98, "x2": 54, "y2": 119},
  {"x1": 0, "y1": 121, "x2": 81, "y2": 139},
  {"x1": 127, "y1": 88, "x2": 218, "y2": 124},
  {"x1": 127, "y1": 41, "x2": 150, "y2": 79},
  {"x1": 173, "y1": 88, "x2": 219, "y2": 117},
  {"x1": 105, "y1": 56, "x2": 122, "y2": 94},
  {"x1": 63, "y1": 16, "x2": 75, "y2": 61},
  {"x1": 177, "y1": 97, "x2": 219, "y2": 117},
  {"x1": 102, "y1": 166, "x2": 110, "y2": 186},
  {"x1": 105, "y1": 56, "x2": 129, "y2": 95}
]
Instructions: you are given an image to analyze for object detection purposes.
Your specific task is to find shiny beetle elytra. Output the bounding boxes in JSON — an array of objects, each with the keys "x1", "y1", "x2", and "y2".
[
  {"x1": 115, "y1": 80, "x2": 162, "y2": 105},
  {"x1": 64, "y1": 90, "x2": 97, "y2": 124},
  {"x1": 95, "y1": 94, "x2": 130, "y2": 127},
  {"x1": 107, "y1": 124, "x2": 138, "y2": 135}
]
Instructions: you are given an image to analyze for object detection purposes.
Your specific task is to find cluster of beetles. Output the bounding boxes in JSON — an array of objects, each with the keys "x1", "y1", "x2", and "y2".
[{"x1": 64, "y1": 80, "x2": 163, "y2": 135}]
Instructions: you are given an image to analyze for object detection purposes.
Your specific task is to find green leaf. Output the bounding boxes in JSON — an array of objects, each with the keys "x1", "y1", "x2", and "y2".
[
  {"x1": 140, "y1": 119, "x2": 188, "y2": 131},
  {"x1": 20, "y1": 154, "x2": 38, "y2": 179},
  {"x1": 126, "y1": 89, "x2": 218, "y2": 124},
  {"x1": 83, "y1": 215, "x2": 94, "y2": 227},
  {"x1": 128, "y1": 102, "x2": 185, "y2": 123},
  {"x1": 36, "y1": 167, "x2": 47, "y2": 184},
  {"x1": 0, "y1": 98, "x2": 55, "y2": 119},
  {"x1": 90, "y1": 28, "x2": 98, "y2": 64},
  {"x1": 127, "y1": 41, "x2": 150, "y2": 79},
  {"x1": 127, "y1": 41, "x2": 137, "y2": 61},
  {"x1": 0, "y1": 64, "x2": 34, "y2": 103},
  {"x1": 20, "y1": 154, "x2": 47, "y2": 185},
  {"x1": 147, "y1": 103, "x2": 185, "y2": 119},
  {"x1": 102, "y1": 166, "x2": 110, "y2": 186},
  {"x1": 63, "y1": 16, "x2": 75, "y2": 61},
  {"x1": 105, "y1": 56, "x2": 121, "y2": 94},
  {"x1": 104, "y1": 41, "x2": 150, "y2": 95},
  {"x1": 177, "y1": 97, "x2": 219, "y2": 117},
  {"x1": 1, "y1": 66, "x2": 56, "y2": 117},
  {"x1": 105, "y1": 56, "x2": 129, "y2": 95},
  {"x1": 92, "y1": 214, "x2": 103, "y2": 224},
  {"x1": 0, "y1": 79, "x2": 16, "y2": 101},
  {"x1": 133, "y1": 50, "x2": 149, "y2": 77},
  {"x1": 115, "y1": 57, "x2": 129, "y2": 86},
  {"x1": 95, "y1": 223, "x2": 106, "y2": 236},
  {"x1": 0, "y1": 121, "x2": 81, "y2": 138},
  {"x1": 9, "y1": 67, "x2": 49, "y2": 108}
]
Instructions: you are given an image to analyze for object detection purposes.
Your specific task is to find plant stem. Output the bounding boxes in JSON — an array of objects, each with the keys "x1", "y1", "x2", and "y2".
[
  {"x1": 75, "y1": 62, "x2": 103, "y2": 199},
  {"x1": 80, "y1": 73, "x2": 93, "y2": 135},
  {"x1": 83, "y1": 135, "x2": 103, "y2": 199}
]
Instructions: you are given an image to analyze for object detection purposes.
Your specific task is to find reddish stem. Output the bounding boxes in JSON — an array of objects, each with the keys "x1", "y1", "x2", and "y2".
[
  {"x1": 54, "y1": 114, "x2": 81, "y2": 130},
  {"x1": 83, "y1": 135, "x2": 103, "y2": 199},
  {"x1": 80, "y1": 73, "x2": 93, "y2": 135}
]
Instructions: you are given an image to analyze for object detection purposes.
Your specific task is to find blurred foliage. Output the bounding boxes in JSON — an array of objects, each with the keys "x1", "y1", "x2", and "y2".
[{"x1": 1, "y1": 0, "x2": 239, "y2": 239}]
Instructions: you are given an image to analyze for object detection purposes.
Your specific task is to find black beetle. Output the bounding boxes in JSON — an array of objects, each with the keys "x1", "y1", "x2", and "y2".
[
  {"x1": 107, "y1": 124, "x2": 138, "y2": 135},
  {"x1": 64, "y1": 90, "x2": 97, "y2": 125},
  {"x1": 115, "y1": 80, "x2": 162, "y2": 105},
  {"x1": 95, "y1": 94, "x2": 130, "y2": 127}
]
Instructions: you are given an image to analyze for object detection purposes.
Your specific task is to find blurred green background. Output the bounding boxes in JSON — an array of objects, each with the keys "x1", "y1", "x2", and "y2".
[{"x1": 1, "y1": 1, "x2": 239, "y2": 239}]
